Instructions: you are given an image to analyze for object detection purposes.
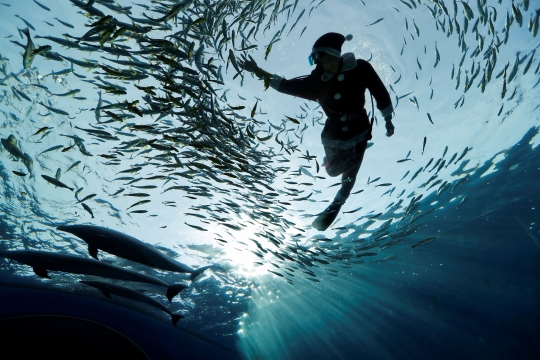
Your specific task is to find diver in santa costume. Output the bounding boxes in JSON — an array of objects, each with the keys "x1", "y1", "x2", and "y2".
[{"x1": 239, "y1": 32, "x2": 394, "y2": 231}]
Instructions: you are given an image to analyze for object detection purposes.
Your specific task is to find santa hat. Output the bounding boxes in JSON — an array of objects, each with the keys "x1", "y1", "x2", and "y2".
[{"x1": 312, "y1": 32, "x2": 353, "y2": 57}]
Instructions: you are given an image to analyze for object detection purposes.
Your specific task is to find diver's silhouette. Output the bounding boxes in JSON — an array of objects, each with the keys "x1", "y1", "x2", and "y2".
[{"x1": 240, "y1": 32, "x2": 394, "y2": 231}]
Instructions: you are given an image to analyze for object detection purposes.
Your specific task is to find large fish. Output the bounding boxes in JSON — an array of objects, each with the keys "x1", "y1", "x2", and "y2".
[
  {"x1": 21, "y1": 27, "x2": 36, "y2": 69},
  {"x1": 80, "y1": 280, "x2": 183, "y2": 325},
  {"x1": 41, "y1": 175, "x2": 74, "y2": 191},
  {"x1": 57, "y1": 225, "x2": 213, "y2": 280},
  {"x1": 0, "y1": 250, "x2": 187, "y2": 302},
  {"x1": 1, "y1": 134, "x2": 25, "y2": 159},
  {"x1": 21, "y1": 153, "x2": 34, "y2": 178},
  {"x1": 1, "y1": 135, "x2": 34, "y2": 177}
]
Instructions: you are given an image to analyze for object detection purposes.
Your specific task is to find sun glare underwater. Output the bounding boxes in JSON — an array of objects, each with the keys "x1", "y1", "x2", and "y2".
[{"x1": 1, "y1": 0, "x2": 540, "y2": 359}]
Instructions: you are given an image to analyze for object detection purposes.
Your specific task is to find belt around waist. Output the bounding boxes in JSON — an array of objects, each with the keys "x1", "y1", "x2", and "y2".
[
  {"x1": 321, "y1": 128, "x2": 369, "y2": 149},
  {"x1": 328, "y1": 112, "x2": 359, "y2": 122}
]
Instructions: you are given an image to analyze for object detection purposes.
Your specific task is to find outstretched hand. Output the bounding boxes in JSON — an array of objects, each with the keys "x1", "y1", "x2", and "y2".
[
  {"x1": 238, "y1": 54, "x2": 258, "y2": 73},
  {"x1": 385, "y1": 119, "x2": 395, "y2": 137}
]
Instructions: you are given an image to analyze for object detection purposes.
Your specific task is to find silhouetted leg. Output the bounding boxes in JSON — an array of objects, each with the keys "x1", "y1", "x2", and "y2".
[
  {"x1": 313, "y1": 141, "x2": 367, "y2": 231},
  {"x1": 332, "y1": 140, "x2": 367, "y2": 203},
  {"x1": 335, "y1": 163, "x2": 361, "y2": 203}
]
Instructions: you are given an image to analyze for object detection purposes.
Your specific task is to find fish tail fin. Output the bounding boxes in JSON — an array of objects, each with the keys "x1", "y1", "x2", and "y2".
[
  {"x1": 171, "y1": 314, "x2": 184, "y2": 326},
  {"x1": 166, "y1": 283, "x2": 188, "y2": 302},
  {"x1": 189, "y1": 265, "x2": 213, "y2": 281},
  {"x1": 21, "y1": 27, "x2": 30, "y2": 38}
]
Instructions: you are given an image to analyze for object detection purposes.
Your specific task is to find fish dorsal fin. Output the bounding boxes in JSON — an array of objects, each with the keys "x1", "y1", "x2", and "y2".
[
  {"x1": 33, "y1": 267, "x2": 49, "y2": 278},
  {"x1": 171, "y1": 314, "x2": 183, "y2": 326},
  {"x1": 88, "y1": 244, "x2": 99, "y2": 260}
]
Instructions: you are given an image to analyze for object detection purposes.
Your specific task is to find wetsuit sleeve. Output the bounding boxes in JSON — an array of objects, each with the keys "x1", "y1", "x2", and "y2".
[
  {"x1": 271, "y1": 74, "x2": 317, "y2": 102},
  {"x1": 363, "y1": 61, "x2": 393, "y2": 117}
]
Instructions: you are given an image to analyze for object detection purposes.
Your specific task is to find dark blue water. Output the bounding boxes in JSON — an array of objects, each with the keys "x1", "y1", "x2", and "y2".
[{"x1": 237, "y1": 127, "x2": 540, "y2": 359}]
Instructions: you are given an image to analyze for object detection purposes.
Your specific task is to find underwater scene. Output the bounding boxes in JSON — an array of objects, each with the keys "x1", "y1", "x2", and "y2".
[{"x1": 0, "y1": 0, "x2": 539, "y2": 358}]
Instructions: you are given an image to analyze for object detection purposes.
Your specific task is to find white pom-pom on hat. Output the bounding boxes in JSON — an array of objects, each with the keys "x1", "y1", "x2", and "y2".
[{"x1": 345, "y1": 34, "x2": 353, "y2": 41}]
